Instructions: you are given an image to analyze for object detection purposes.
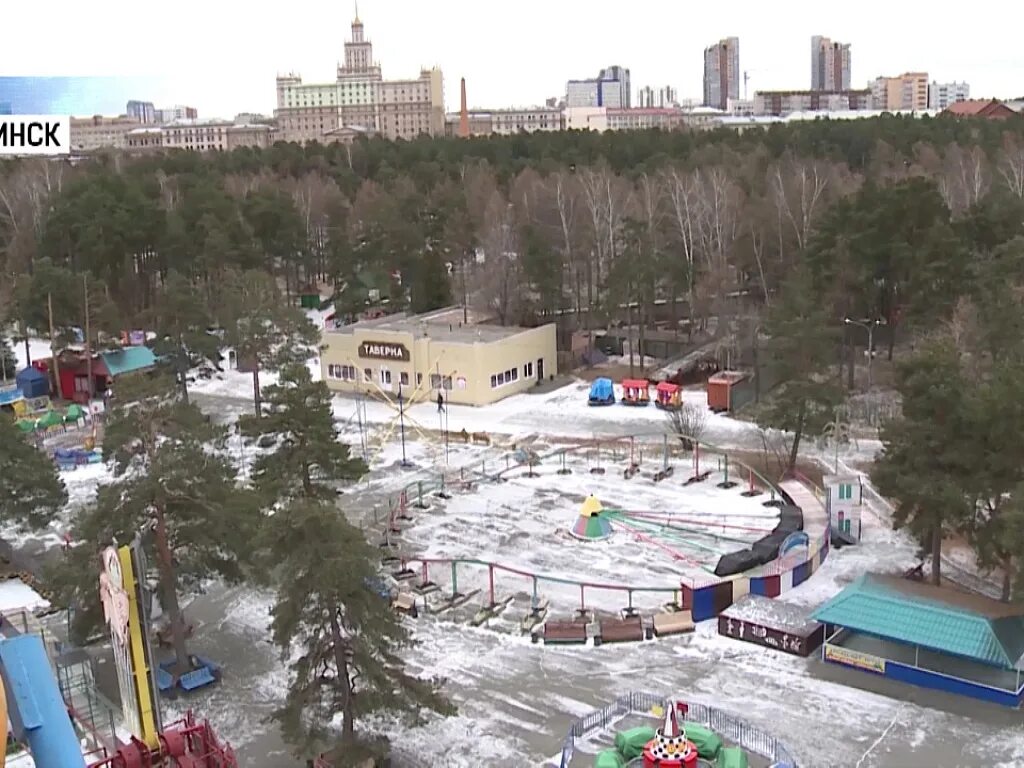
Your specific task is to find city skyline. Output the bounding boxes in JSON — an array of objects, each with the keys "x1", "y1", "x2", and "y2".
[{"x1": 0, "y1": 0, "x2": 1019, "y2": 119}]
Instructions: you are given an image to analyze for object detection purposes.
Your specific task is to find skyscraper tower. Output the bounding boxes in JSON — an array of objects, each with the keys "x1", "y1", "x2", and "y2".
[
  {"x1": 703, "y1": 37, "x2": 739, "y2": 110},
  {"x1": 811, "y1": 36, "x2": 851, "y2": 91}
]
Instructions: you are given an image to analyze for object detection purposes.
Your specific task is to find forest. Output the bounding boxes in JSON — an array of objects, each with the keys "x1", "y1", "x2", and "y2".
[{"x1": 4, "y1": 114, "x2": 1024, "y2": 755}]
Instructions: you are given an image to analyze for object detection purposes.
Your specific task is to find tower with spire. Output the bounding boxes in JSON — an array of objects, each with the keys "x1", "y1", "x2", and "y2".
[
  {"x1": 642, "y1": 701, "x2": 697, "y2": 767},
  {"x1": 343, "y1": 2, "x2": 375, "y2": 74}
]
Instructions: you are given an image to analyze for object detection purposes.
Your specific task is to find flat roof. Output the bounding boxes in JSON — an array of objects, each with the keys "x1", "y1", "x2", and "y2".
[{"x1": 327, "y1": 306, "x2": 547, "y2": 344}]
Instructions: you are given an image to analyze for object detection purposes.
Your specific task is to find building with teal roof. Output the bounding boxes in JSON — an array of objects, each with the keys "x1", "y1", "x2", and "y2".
[{"x1": 812, "y1": 573, "x2": 1024, "y2": 707}]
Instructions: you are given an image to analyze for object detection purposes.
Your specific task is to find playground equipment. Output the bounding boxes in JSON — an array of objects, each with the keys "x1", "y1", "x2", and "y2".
[
  {"x1": 654, "y1": 381, "x2": 682, "y2": 411},
  {"x1": 620, "y1": 379, "x2": 650, "y2": 406},
  {"x1": 643, "y1": 702, "x2": 698, "y2": 767},
  {"x1": 588, "y1": 378, "x2": 616, "y2": 406},
  {"x1": 54, "y1": 448, "x2": 103, "y2": 471},
  {"x1": 570, "y1": 496, "x2": 613, "y2": 541}
]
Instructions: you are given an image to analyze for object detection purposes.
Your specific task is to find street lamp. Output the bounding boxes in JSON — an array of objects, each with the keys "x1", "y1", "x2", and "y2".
[
  {"x1": 844, "y1": 317, "x2": 884, "y2": 390},
  {"x1": 397, "y1": 383, "x2": 411, "y2": 468}
]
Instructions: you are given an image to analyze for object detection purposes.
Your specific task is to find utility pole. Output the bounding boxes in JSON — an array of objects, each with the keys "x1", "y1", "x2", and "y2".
[
  {"x1": 844, "y1": 317, "x2": 884, "y2": 390},
  {"x1": 84, "y1": 275, "x2": 93, "y2": 400},
  {"x1": 461, "y1": 252, "x2": 468, "y2": 325},
  {"x1": 47, "y1": 292, "x2": 61, "y2": 399},
  {"x1": 397, "y1": 383, "x2": 410, "y2": 468}
]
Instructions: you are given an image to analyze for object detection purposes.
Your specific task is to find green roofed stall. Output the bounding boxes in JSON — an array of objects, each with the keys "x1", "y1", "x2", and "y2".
[
  {"x1": 100, "y1": 346, "x2": 156, "y2": 377},
  {"x1": 812, "y1": 573, "x2": 1024, "y2": 707}
]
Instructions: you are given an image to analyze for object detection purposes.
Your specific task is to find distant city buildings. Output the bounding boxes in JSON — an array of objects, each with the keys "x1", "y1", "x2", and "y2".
[
  {"x1": 155, "y1": 105, "x2": 198, "y2": 123},
  {"x1": 638, "y1": 86, "x2": 678, "y2": 108},
  {"x1": 870, "y1": 72, "x2": 929, "y2": 111},
  {"x1": 126, "y1": 100, "x2": 156, "y2": 124},
  {"x1": 928, "y1": 81, "x2": 971, "y2": 110},
  {"x1": 811, "y1": 36, "x2": 851, "y2": 91},
  {"x1": 444, "y1": 106, "x2": 563, "y2": 137},
  {"x1": 755, "y1": 89, "x2": 871, "y2": 116},
  {"x1": 703, "y1": 37, "x2": 740, "y2": 110},
  {"x1": 566, "y1": 65, "x2": 631, "y2": 109},
  {"x1": 274, "y1": 12, "x2": 444, "y2": 144},
  {"x1": 69, "y1": 114, "x2": 274, "y2": 153}
]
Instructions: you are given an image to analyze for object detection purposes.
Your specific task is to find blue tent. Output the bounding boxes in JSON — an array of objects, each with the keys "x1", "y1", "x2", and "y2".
[
  {"x1": 16, "y1": 366, "x2": 49, "y2": 398},
  {"x1": 588, "y1": 377, "x2": 615, "y2": 406}
]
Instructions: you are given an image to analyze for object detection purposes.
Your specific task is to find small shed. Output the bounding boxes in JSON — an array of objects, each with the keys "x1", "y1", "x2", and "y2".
[
  {"x1": 100, "y1": 346, "x2": 156, "y2": 378},
  {"x1": 15, "y1": 366, "x2": 49, "y2": 399},
  {"x1": 706, "y1": 370, "x2": 750, "y2": 413},
  {"x1": 813, "y1": 573, "x2": 1024, "y2": 707}
]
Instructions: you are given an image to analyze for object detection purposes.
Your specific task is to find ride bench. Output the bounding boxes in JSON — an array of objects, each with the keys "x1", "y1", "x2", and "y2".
[
  {"x1": 653, "y1": 610, "x2": 695, "y2": 637},
  {"x1": 541, "y1": 619, "x2": 589, "y2": 645},
  {"x1": 596, "y1": 616, "x2": 649, "y2": 644}
]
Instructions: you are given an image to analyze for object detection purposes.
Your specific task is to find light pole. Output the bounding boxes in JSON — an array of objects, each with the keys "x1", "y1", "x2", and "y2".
[
  {"x1": 397, "y1": 382, "x2": 410, "y2": 468},
  {"x1": 752, "y1": 324, "x2": 762, "y2": 404},
  {"x1": 844, "y1": 317, "x2": 884, "y2": 390}
]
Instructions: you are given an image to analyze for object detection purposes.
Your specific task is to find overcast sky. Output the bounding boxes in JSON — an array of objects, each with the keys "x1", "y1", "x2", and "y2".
[{"x1": 2, "y1": 0, "x2": 1020, "y2": 118}]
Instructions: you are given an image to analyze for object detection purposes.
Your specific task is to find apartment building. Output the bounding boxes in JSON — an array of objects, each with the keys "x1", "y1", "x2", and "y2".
[
  {"x1": 605, "y1": 107, "x2": 684, "y2": 131},
  {"x1": 274, "y1": 13, "x2": 444, "y2": 144},
  {"x1": 638, "y1": 86, "x2": 678, "y2": 108},
  {"x1": 928, "y1": 81, "x2": 970, "y2": 110},
  {"x1": 126, "y1": 100, "x2": 156, "y2": 124},
  {"x1": 155, "y1": 105, "x2": 197, "y2": 122},
  {"x1": 870, "y1": 72, "x2": 929, "y2": 111},
  {"x1": 566, "y1": 65, "x2": 630, "y2": 109},
  {"x1": 811, "y1": 36, "x2": 852, "y2": 91},
  {"x1": 703, "y1": 37, "x2": 740, "y2": 110},
  {"x1": 754, "y1": 89, "x2": 871, "y2": 116},
  {"x1": 69, "y1": 115, "x2": 141, "y2": 151},
  {"x1": 124, "y1": 120, "x2": 275, "y2": 153}
]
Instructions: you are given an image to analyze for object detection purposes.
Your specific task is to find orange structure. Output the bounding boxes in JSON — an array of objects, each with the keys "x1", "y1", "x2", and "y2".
[
  {"x1": 620, "y1": 379, "x2": 651, "y2": 406},
  {"x1": 654, "y1": 381, "x2": 682, "y2": 410},
  {"x1": 706, "y1": 371, "x2": 749, "y2": 413}
]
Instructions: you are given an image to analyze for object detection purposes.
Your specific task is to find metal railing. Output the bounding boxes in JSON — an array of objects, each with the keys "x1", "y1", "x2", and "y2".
[{"x1": 558, "y1": 691, "x2": 798, "y2": 768}]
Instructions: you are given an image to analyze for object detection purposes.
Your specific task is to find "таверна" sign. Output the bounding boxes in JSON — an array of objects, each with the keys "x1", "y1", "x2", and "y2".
[{"x1": 359, "y1": 341, "x2": 410, "y2": 361}]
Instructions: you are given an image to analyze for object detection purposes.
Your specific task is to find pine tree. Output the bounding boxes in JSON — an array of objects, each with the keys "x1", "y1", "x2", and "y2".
[
  {"x1": 266, "y1": 499, "x2": 454, "y2": 755},
  {"x1": 72, "y1": 373, "x2": 255, "y2": 676},
  {"x1": 245, "y1": 362, "x2": 452, "y2": 755},
  {"x1": 0, "y1": 413, "x2": 67, "y2": 530},
  {"x1": 873, "y1": 337, "x2": 974, "y2": 585},
  {"x1": 761, "y1": 264, "x2": 842, "y2": 470},
  {"x1": 239, "y1": 363, "x2": 366, "y2": 504},
  {"x1": 223, "y1": 270, "x2": 319, "y2": 415},
  {"x1": 145, "y1": 270, "x2": 221, "y2": 405}
]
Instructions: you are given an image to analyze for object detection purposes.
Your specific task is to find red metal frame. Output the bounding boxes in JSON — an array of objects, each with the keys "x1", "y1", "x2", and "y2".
[{"x1": 86, "y1": 711, "x2": 237, "y2": 768}]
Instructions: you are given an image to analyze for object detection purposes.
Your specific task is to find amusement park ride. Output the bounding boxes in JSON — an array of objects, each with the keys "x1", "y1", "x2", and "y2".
[{"x1": 0, "y1": 540, "x2": 236, "y2": 768}]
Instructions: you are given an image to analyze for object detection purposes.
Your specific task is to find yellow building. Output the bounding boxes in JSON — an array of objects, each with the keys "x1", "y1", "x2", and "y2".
[{"x1": 321, "y1": 307, "x2": 557, "y2": 406}]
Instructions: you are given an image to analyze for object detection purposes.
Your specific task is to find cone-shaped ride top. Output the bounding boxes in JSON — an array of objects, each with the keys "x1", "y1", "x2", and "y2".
[
  {"x1": 571, "y1": 495, "x2": 613, "y2": 540},
  {"x1": 644, "y1": 700, "x2": 696, "y2": 766}
]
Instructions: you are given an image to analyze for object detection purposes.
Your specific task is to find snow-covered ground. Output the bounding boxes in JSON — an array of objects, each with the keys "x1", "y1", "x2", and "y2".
[
  {"x1": 0, "y1": 578, "x2": 50, "y2": 613},
  {"x1": 400, "y1": 455, "x2": 782, "y2": 613}
]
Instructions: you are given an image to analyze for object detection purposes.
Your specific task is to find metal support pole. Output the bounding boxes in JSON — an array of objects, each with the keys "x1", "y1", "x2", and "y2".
[
  {"x1": 451, "y1": 561, "x2": 458, "y2": 597},
  {"x1": 488, "y1": 565, "x2": 495, "y2": 607}
]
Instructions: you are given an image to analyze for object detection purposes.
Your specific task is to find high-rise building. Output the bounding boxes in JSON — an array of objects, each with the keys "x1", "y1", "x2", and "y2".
[
  {"x1": 870, "y1": 72, "x2": 929, "y2": 111},
  {"x1": 598, "y1": 65, "x2": 631, "y2": 109},
  {"x1": 155, "y1": 105, "x2": 198, "y2": 123},
  {"x1": 566, "y1": 65, "x2": 631, "y2": 109},
  {"x1": 811, "y1": 36, "x2": 851, "y2": 91},
  {"x1": 274, "y1": 12, "x2": 444, "y2": 143},
  {"x1": 638, "y1": 85, "x2": 678, "y2": 108},
  {"x1": 754, "y1": 89, "x2": 872, "y2": 116},
  {"x1": 703, "y1": 37, "x2": 739, "y2": 110},
  {"x1": 928, "y1": 81, "x2": 971, "y2": 110},
  {"x1": 126, "y1": 100, "x2": 156, "y2": 124}
]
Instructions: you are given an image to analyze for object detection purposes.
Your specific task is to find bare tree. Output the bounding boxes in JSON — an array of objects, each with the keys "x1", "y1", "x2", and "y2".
[
  {"x1": 938, "y1": 144, "x2": 991, "y2": 215},
  {"x1": 997, "y1": 134, "x2": 1024, "y2": 199},
  {"x1": 769, "y1": 153, "x2": 833, "y2": 256},
  {"x1": 665, "y1": 402, "x2": 707, "y2": 450},
  {"x1": 472, "y1": 190, "x2": 523, "y2": 324},
  {"x1": 664, "y1": 167, "x2": 703, "y2": 335}
]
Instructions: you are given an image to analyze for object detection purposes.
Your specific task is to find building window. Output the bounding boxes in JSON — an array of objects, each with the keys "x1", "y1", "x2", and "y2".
[
  {"x1": 380, "y1": 369, "x2": 392, "y2": 385},
  {"x1": 400, "y1": 372, "x2": 410, "y2": 385},
  {"x1": 363, "y1": 368, "x2": 372, "y2": 382},
  {"x1": 490, "y1": 369, "x2": 519, "y2": 388},
  {"x1": 524, "y1": 362, "x2": 534, "y2": 378},
  {"x1": 429, "y1": 373, "x2": 454, "y2": 390},
  {"x1": 327, "y1": 364, "x2": 357, "y2": 381}
]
